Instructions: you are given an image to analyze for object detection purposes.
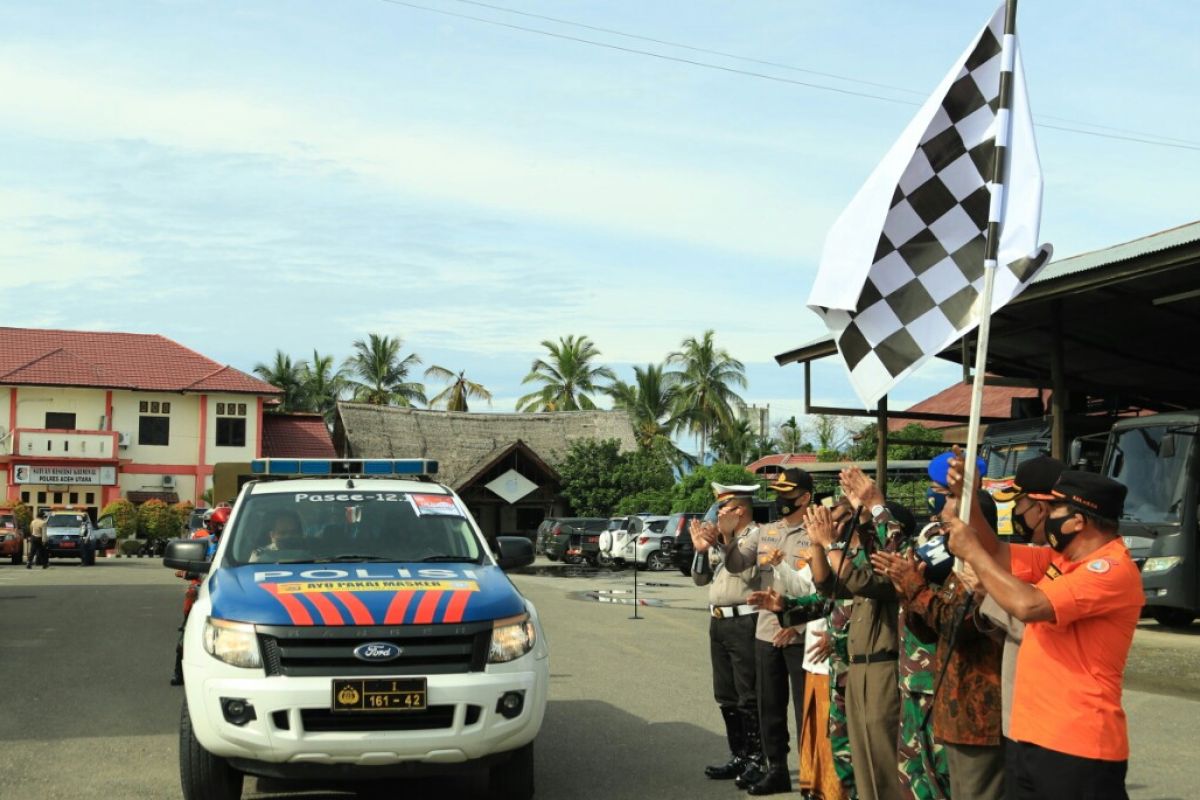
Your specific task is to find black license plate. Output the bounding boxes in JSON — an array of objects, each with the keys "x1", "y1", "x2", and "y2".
[{"x1": 332, "y1": 678, "x2": 427, "y2": 713}]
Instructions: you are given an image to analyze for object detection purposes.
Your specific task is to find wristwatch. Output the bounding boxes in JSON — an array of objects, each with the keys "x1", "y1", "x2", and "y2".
[
  {"x1": 870, "y1": 504, "x2": 888, "y2": 523},
  {"x1": 828, "y1": 541, "x2": 848, "y2": 551}
]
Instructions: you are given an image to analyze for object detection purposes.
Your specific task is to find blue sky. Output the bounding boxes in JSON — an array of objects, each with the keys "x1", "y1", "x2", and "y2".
[{"x1": 2, "y1": 1, "x2": 1197, "y2": 438}]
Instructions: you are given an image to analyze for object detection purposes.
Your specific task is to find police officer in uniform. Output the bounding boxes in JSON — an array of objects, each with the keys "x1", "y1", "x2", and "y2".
[
  {"x1": 691, "y1": 483, "x2": 765, "y2": 785},
  {"x1": 720, "y1": 468, "x2": 816, "y2": 796}
]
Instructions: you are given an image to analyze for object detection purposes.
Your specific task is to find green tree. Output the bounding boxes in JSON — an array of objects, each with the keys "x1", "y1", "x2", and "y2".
[
  {"x1": 254, "y1": 350, "x2": 308, "y2": 412},
  {"x1": 711, "y1": 418, "x2": 757, "y2": 466},
  {"x1": 171, "y1": 501, "x2": 196, "y2": 534},
  {"x1": 668, "y1": 330, "x2": 747, "y2": 463},
  {"x1": 301, "y1": 350, "x2": 348, "y2": 424},
  {"x1": 776, "y1": 416, "x2": 806, "y2": 453},
  {"x1": 557, "y1": 439, "x2": 674, "y2": 517},
  {"x1": 345, "y1": 333, "x2": 426, "y2": 407},
  {"x1": 846, "y1": 422, "x2": 945, "y2": 461},
  {"x1": 137, "y1": 499, "x2": 178, "y2": 541},
  {"x1": 100, "y1": 498, "x2": 137, "y2": 539},
  {"x1": 516, "y1": 335, "x2": 616, "y2": 412},
  {"x1": 424, "y1": 366, "x2": 493, "y2": 412},
  {"x1": 1, "y1": 499, "x2": 32, "y2": 533},
  {"x1": 607, "y1": 363, "x2": 693, "y2": 467},
  {"x1": 669, "y1": 463, "x2": 762, "y2": 513}
]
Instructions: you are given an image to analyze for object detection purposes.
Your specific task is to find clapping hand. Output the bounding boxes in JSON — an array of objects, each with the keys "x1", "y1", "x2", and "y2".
[
  {"x1": 804, "y1": 504, "x2": 837, "y2": 548},
  {"x1": 689, "y1": 518, "x2": 719, "y2": 553},
  {"x1": 870, "y1": 550, "x2": 925, "y2": 594},
  {"x1": 747, "y1": 588, "x2": 785, "y2": 613},
  {"x1": 764, "y1": 546, "x2": 785, "y2": 567},
  {"x1": 839, "y1": 465, "x2": 885, "y2": 511}
]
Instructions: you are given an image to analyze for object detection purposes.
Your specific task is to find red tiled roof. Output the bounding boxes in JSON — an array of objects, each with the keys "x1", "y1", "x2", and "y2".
[
  {"x1": 262, "y1": 413, "x2": 337, "y2": 458},
  {"x1": 0, "y1": 327, "x2": 280, "y2": 395},
  {"x1": 747, "y1": 453, "x2": 820, "y2": 473},
  {"x1": 889, "y1": 378, "x2": 1039, "y2": 431}
]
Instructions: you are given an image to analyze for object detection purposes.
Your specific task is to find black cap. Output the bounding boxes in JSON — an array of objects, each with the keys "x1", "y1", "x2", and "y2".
[
  {"x1": 1050, "y1": 470, "x2": 1127, "y2": 522},
  {"x1": 768, "y1": 467, "x2": 814, "y2": 494},
  {"x1": 977, "y1": 489, "x2": 999, "y2": 533},
  {"x1": 993, "y1": 456, "x2": 1066, "y2": 503}
]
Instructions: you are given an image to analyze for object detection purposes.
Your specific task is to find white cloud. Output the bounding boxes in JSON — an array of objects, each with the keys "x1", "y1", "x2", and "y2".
[{"x1": 0, "y1": 45, "x2": 827, "y2": 262}]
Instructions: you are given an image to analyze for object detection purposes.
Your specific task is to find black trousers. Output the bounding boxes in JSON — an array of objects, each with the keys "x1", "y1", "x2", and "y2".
[
  {"x1": 755, "y1": 638, "x2": 807, "y2": 763},
  {"x1": 710, "y1": 614, "x2": 757, "y2": 716},
  {"x1": 1008, "y1": 740, "x2": 1128, "y2": 800},
  {"x1": 28, "y1": 539, "x2": 47, "y2": 567}
]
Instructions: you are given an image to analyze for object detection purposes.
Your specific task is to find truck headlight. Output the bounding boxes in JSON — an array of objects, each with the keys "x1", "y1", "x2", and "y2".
[
  {"x1": 1143, "y1": 556, "x2": 1182, "y2": 574},
  {"x1": 202, "y1": 618, "x2": 263, "y2": 669},
  {"x1": 488, "y1": 613, "x2": 536, "y2": 663}
]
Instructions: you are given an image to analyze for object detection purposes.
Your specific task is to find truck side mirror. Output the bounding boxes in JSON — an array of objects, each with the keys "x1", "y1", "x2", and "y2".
[
  {"x1": 495, "y1": 536, "x2": 534, "y2": 570},
  {"x1": 164, "y1": 539, "x2": 211, "y2": 574}
]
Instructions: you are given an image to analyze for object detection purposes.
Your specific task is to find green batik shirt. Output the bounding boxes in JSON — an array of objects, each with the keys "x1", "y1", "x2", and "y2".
[{"x1": 896, "y1": 539, "x2": 937, "y2": 694}]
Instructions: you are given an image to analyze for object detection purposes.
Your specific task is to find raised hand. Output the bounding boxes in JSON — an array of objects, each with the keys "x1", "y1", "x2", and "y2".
[
  {"x1": 946, "y1": 445, "x2": 965, "y2": 498},
  {"x1": 747, "y1": 588, "x2": 785, "y2": 612},
  {"x1": 839, "y1": 465, "x2": 885, "y2": 511},
  {"x1": 804, "y1": 504, "x2": 837, "y2": 548},
  {"x1": 944, "y1": 516, "x2": 982, "y2": 562},
  {"x1": 870, "y1": 550, "x2": 926, "y2": 594},
  {"x1": 764, "y1": 546, "x2": 785, "y2": 567},
  {"x1": 689, "y1": 518, "x2": 719, "y2": 553}
]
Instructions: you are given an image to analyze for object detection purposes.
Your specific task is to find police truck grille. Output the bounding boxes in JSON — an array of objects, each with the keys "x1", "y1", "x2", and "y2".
[{"x1": 257, "y1": 622, "x2": 492, "y2": 677}]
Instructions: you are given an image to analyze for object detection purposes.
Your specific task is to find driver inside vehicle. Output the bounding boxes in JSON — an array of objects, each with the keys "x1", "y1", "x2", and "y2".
[{"x1": 249, "y1": 511, "x2": 306, "y2": 563}]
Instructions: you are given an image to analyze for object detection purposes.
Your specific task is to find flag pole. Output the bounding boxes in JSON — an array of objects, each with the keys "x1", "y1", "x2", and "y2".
[{"x1": 960, "y1": 0, "x2": 1019, "y2": 527}]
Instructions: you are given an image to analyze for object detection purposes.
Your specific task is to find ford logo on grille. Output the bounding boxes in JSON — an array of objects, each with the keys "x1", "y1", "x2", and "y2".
[{"x1": 353, "y1": 642, "x2": 403, "y2": 662}]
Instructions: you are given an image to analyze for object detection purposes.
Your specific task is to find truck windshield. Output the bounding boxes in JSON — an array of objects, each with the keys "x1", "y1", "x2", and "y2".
[
  {"x1": 985, "y1": 442, "x2": 1048, "y2": 479},
  {"x1": 47, "y1": 514, "x2": 86, "y2": 528},
  {"x1": 222, "y1": 491, "x2": 483, "y2": 566},
  {"x1": 1106, "y1": 425, "x2": 1193, "y2": 524}
]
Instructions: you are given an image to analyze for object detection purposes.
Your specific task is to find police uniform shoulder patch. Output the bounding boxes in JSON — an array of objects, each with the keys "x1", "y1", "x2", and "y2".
[{"x1": 1087, "y1": 559, "x2": 1112, "y2": 574}]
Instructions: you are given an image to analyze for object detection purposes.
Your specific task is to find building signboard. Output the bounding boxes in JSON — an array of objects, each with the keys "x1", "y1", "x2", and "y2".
[{"x1": 12, "y1": 464, "x2": 118, "y2": 486}]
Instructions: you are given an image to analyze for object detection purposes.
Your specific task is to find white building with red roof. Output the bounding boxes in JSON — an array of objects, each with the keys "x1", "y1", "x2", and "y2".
[{"x1": 0, "y1": 327, "x2": 281, "y2": 516}]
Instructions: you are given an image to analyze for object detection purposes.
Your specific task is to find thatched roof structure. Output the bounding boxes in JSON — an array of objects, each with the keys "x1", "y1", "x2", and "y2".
[{"x1": 333, "y1": 403, "x2": 638, "y2": 490}]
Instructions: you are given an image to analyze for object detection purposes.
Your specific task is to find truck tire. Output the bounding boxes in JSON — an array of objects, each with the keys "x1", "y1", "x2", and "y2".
[
  {"x1": 180, "y1": 698, "x2": 244, "y2": 800},
  {"x1": 1152, "y1": 607, "x2": 1196, "y2": 629},
  {"x1": 489, "y1": 742, "x2": 534, "y2": 800}
]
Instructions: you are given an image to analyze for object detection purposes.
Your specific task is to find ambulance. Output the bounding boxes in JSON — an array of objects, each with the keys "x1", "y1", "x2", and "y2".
[{"x1": 164, "y1": 458, "x2": 547, "y2": 799}]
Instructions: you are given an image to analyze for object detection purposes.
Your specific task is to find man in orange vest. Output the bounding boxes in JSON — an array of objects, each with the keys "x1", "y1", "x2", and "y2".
[{"x1": 945, "y1": 467, "x2": 1142, "y2": 800}]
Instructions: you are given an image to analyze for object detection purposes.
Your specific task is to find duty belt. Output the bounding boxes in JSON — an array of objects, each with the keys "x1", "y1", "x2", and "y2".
[
  {"x1": 848, "y1": 650, "x2": 899, "y2": 665},
  {"x1": 710, "y1": 603, "x2": 757, "y2": 619}
]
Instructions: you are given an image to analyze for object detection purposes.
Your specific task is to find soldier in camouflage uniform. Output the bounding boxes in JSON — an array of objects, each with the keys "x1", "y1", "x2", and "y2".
[
  {"x1": 827, "y1": 598, "x2": 858, "y2": 800},
  {"x1": 896, "y1": 607, "x2": 949, "y2": 800}
]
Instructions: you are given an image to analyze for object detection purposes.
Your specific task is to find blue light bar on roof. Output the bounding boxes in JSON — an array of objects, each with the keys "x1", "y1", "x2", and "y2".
[{"x1": 249, "y1": 458, "x2": 439, "y2": 477}]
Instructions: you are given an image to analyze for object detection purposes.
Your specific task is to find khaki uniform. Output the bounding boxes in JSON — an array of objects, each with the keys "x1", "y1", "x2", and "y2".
[
  {"x1": 816, "y1": 515, "x2": 905, "y2": 800},
  {"x1": 724, "y1": 519, "x2": 811, "y2": 770}
]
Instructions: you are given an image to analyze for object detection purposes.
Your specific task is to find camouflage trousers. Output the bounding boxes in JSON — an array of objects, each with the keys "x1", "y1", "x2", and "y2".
[
  {"x1": 898, "y1": 691, "x2": 950, "y2": 800},
  {"x1": 828, "y1": 669, "x2": 858, "y2": 800}
]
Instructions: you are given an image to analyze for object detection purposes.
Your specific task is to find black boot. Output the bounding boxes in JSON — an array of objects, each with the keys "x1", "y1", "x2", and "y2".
[
  {"x1": 746, "y1": 763, "x2": 791, "y2": 796},
  {"x1": 705, "y1": 707, "x2": 745, "y2": 779},
  {"x1": 734, "y1": 711, "x2": 766, "y2": 789}
]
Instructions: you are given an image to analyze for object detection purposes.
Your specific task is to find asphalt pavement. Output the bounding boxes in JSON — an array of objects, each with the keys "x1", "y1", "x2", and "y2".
[{"x1": 0, "y1": 555, "x2": 1196, "y2": 799}]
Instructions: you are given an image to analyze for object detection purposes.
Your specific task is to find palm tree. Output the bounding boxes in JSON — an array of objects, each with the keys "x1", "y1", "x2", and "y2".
[
  {"x1": 516, "y1": 335, "x2": 616, "y2": 412},
  {"x1": 607, "y1": 363, "x2": 694, "y2": 467},
  {"x1": 344, "y1": 333, "x2": 426, "y2": 407},
  {"x1": 424, "y1": 366, "x2": 493, "y2": 412},
  {"x1": 711, "y1": 418, "x2": 756, "y2": 465},
  {"x1": 301, "y1": 350, "x2": 348, "y2": 425},
  {"x1": 667, "y1": 330, "x2": 747, "y2": 464},
  {"x1": 254, "y1": 350, "x2": 308, "y2": 412}
]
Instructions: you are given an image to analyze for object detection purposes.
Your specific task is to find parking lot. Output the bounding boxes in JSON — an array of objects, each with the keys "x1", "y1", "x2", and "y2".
[{"x1": 1, "y1": 556, "x2": 1198, "y2": 799}]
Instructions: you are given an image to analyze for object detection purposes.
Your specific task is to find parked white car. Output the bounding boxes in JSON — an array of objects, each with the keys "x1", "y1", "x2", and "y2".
[{"x1": 597, "y1": 515, "x2": 673, "y2": 570}]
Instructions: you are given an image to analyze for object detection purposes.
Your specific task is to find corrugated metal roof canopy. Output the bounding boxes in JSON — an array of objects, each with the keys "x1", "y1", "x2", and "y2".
[{"x1": 778, "y1": 220, "x2": 1200, "y2": 410}]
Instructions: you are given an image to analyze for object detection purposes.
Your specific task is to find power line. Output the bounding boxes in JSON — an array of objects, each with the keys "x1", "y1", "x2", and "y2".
[
  {"x1": 377, "y1": 0, "x2": 1200, "y2": 153},
  {"x1": 450, "y1": 0, "x2": 1200, "y2": 150}
]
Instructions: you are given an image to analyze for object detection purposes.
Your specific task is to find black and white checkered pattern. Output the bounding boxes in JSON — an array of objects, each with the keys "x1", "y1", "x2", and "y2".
[{"x1": 816, "y1": 9, "x2": 1050, "y2": 405}]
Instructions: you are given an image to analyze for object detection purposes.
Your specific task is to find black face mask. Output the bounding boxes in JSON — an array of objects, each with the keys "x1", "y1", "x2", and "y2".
[
  {"x1": 1045, "y1": 513, "x2": 1079, "y2": 553},
  {"x1": 776, "y1": 493, "x2": 808, "y2": 518},
  {"x1": 1011, "y1": 506, "x2": 1037, "y2": 544}
]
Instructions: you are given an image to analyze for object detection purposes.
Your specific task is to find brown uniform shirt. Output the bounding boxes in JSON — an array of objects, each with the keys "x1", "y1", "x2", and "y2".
[
  {"x1": 724, "y1": 518, "x2": 810, "y2": 643},
  {"x1": 814, "y1": 516, "x2": 902, "y2": 659}
]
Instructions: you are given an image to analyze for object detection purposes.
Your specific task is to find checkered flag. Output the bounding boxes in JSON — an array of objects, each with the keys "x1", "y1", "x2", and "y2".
[{"x1": 808, "y1": 4, "x2": 1051, "y2": 407}]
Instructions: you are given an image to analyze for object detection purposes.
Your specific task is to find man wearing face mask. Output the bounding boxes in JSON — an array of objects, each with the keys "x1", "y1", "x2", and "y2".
[
  {"x1": 691, "y1": 484, "x2": 765, "y2": 787},
  {"x1": 944, "y1": 469, "x2": 1142, "y2": 800},
  {"x1": 721, "y1": 467, "x2": 815, "y2": 795},
  {"x1": 977, "y1": 455, "x2": 1064, "y2": 779}
]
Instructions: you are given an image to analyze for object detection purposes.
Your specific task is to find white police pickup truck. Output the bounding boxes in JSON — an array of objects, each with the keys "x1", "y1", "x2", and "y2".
[{"x1": 163, "y1": 459, "x2": 548, "y2": 800}]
